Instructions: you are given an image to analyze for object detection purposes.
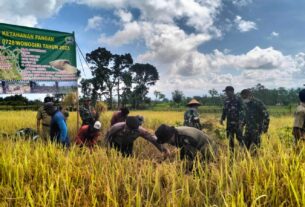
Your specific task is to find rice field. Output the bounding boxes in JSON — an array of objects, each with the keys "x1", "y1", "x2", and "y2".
[{"x1": 0, "y1": 110, "x2": 304, "y2": 207}]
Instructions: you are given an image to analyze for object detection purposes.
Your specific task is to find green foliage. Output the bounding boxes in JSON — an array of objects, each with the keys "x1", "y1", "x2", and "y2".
[
  {"x1": 172, "y1": 90, "x2": 184, "y2": 105},
  {"x1": 81, "y1": 48, "x2": 159, "y2": 109}
]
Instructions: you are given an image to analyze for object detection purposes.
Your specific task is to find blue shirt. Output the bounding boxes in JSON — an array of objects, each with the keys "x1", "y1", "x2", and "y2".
[{"x1": 50, "y1": 111, "x2": 69, "y2": 146}]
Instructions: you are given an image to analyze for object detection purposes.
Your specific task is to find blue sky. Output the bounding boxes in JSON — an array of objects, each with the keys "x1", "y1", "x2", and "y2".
[{"x1": 0, "y1": 0, "x2": 305, "y2": 99}]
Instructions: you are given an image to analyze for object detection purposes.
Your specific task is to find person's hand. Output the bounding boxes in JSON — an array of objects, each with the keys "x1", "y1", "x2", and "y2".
[
  {"x1": 163, "y1": 148, "x2": 171, "y2": 159},
  {"x1": 262, "y1": 127, "x2": 268, "y2": 134},
  {"x1": 219, "y1": 120, "x2": 224, "y2": 125}
]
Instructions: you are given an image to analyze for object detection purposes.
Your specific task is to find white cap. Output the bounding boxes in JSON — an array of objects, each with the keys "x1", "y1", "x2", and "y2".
[{"x1": 93, "y1": 121, "x2": 102, "y2": 130}]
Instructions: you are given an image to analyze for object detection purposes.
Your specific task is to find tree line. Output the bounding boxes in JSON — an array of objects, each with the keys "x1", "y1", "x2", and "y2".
[
  {"x1": 171, "y1": 83, "x2": 303, "y2": 107},
  {"x1": 81, "y1": 47, "x2": 159, "y2": 109}
]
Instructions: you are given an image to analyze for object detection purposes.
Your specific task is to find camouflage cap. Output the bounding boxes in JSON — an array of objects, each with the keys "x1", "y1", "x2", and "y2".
[
  {"x1": 240, "y1": 89, "x2": 252, "y2": 97},
  {"x1": 223, "y1": 86, "x2": 234, "y2": 92}
]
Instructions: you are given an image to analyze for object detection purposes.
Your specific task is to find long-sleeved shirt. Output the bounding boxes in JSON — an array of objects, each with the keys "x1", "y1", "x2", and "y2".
[
  {"x1": 79, "y1": 105, "x2": 96, "y2": 125},
  {"x1": 75, "y1": 125, "x2": 100, "y2": 147},
  {"x1": 221, "y1": 95, "x2": 244, "y2": 126},
  {"x1": 244, "y1": 98, "x2": 270, "y2": 132},
  {"x1": 106, "y1": 122, "x2": 166, "y2": 153},
  {"x1": 173, "y1": 126, "x2": 211, "y2": 160},
  {"x1": 50, "y1": 110, "x2": 69, "y2": 146}
]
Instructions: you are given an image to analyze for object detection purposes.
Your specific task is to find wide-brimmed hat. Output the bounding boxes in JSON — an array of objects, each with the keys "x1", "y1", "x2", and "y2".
[{"x1": 187, "y1": 98, "x2": 201, "y2": 106}]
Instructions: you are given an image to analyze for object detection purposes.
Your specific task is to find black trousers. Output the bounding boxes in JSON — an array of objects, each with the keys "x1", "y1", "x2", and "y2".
[{"x1": 109, "y1": 141, "x2": 134, "y2": 157}]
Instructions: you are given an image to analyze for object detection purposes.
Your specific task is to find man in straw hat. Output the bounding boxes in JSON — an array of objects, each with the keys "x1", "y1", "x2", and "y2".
[{"x1": 184, "y1": 98, "x2": 202, "y2": 129}]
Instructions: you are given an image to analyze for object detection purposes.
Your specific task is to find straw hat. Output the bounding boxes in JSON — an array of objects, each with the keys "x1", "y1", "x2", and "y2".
[{"x1": 187, "y1": 98, "x2": 201, "y2": 106}]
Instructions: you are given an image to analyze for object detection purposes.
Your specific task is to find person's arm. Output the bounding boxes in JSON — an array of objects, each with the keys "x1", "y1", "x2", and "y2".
[
  {"x1": 220, "y1": 102, "x2": 227, "y2": 125},
  {"x1": 260, "y1": 102, "x2": 270, "y2": 133},
  {"x1": 238, "y1": 98, "x2": 245, "y2": 126},
  {"x1": 293, "y1": 108, "x2": 305, "y2": 141},
  {"x1": 105, "y1": 122, "x2": 125, "y2": 142},
  {"x1": 36, "y1": 110, "x2": 42, "y2": 133},
  {"x1": 110, "y1": 112, "x2": 118, "y2": 126},
  {"x1": 75, "y1": 127, "x2": 85, "y2": 145},
  {"x1": 293, "y1": 127, "x2": 303, "y2": 140},
  {"x1": 90, "y1": 132, "x2": 100, "y2": 146},
  {"x1": 55, "y1": 115, "x2": 68, "y2": 144},
  {"x1": 139, "y1": 127, "x2": 169, "y2": 153},
  {"x1": 37, "y1": 120, "x2": 41, "y2": 134}
]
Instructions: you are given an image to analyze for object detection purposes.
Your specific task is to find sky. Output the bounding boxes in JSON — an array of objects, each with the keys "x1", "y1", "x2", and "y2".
[{"x1": 0, "y1": 0, "x2": 305, "y2": 99}]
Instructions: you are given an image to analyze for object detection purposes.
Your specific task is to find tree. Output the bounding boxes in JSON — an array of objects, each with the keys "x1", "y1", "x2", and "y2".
[
  {"x1": 86, "y1": 47, "x2": 112, "y2": 107},
  {"x1": 172, "y1": 90, "x2": 184, "y2": 105},
  {"x1": 112, "y1": 54, "x2": 133, "y2": 107},
  {"x1": 153, "y1": 90, "x2": 165, "y2": 102},
  {"x1": 80, "y1": 79, "x2": 92, "y2": 98},
  {"x1": 130, "y1": 63, "x2": 159, "y2": 108},
  {"x1": 85, "y1": 47, "x2": 133, "y2": 109},
  {"x1": 208, "y1": 89, "x2": 219, "y2": 97}
]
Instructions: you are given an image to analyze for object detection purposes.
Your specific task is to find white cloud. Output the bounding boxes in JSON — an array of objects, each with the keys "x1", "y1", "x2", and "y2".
[
  {"x1": 232, "y1": 0, "x2": 252, "y2": 7},
  {"x1": 77, "y1": 0, "x2": 222, "y2": 33},
  {"x1": 99, "y1": 21, "x2": 142, "y2": 46},
  {"x1": 211, "y1": 47, "x2": 294, "y2": 70},
  {"x1": 271, "y1": 31, "x2": 279, "y2": 37},
  {"x1": 0, "y1": 15, "x2": 38, "y2": 27},
  {"x1": 0, "y1": 0, "x2": 69, "y2": 27},
  {"x1": 234, "y1": 15, "x2": 257, "y2": 32},
  {"x1": 116, "y1": 9, "x2": 133, "y2": 23},
  {"x1": 85, "y1": 16, "x2": 103, "y2": 31}
]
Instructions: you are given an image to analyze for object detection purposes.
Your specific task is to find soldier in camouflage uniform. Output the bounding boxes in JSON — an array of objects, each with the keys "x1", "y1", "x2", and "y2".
[
  {"x1": 220, "y1": 86, "x2": 244, "y2": 152},
  {"x1": 240, "y1": 89, "x2": 269, "y2": 149},
  {"x1": 184, "y1": 99, "x2": 202, "y2": 130},
  {"x1": 36, "y1": 96, "x2": 53, "y2": 141},
  {"x1": 155, "y1": 124, "x2": 215, "y2": 170},
  {"x1": 79, "y1": 97, "x2": 98, "y2": 126},
  {"x1": 292, "y1": 89, "x2": 305, "y2": 143}
]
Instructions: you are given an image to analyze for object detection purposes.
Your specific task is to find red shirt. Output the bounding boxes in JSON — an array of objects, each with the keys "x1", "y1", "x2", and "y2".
[{"x1": 75, "y1": 125, "x2": 100, "y2": 147}]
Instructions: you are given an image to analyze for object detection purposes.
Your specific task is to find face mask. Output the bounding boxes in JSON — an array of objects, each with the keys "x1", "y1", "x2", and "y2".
[{"x1": 243, "y1": 99, "x2": 250, "y2": 103}]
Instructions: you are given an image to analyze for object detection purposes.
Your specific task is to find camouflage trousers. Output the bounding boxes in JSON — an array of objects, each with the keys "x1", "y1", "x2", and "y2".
[
  {"x1": 41, "y1": 126, "x2": 50, "y2": 142},
  {"x1": 227, "y1": 127, "x2": 244, "y2": 151},
  {"x1": 243, "y1": 127, "x2": 262, "y2": 150}
]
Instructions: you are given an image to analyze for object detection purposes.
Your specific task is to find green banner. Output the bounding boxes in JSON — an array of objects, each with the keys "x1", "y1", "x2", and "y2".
[{"x1": 0, "y1": 23, "x2": 77, "y2": 81}]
